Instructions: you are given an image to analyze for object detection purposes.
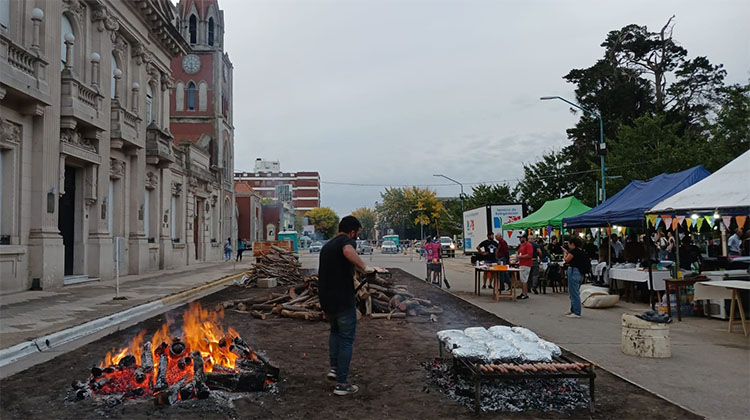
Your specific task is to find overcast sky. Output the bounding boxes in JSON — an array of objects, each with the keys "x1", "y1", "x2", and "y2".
[{"x1": 219, "y1": 0, "x2": 750, "y2": 216}]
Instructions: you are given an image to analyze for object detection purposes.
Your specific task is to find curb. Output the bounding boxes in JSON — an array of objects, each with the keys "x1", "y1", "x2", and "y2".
[{"x1": 0, "y1": 271, "x2": 246, "y2": 369}]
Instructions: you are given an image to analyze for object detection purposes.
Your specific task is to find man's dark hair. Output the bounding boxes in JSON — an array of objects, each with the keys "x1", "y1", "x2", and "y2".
[
  {"x1": 338, "y1": 215, "x2": 362, "y2": 234},
  {"x1": 569, "y1": 236, "x2": 582, "y2": 248},
  {"x1": 487, "y1": 233, "x2": 494, "y2": 238}
]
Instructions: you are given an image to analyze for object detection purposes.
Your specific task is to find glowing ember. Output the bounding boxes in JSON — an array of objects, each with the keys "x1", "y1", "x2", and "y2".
[{"x1": 73, "y1": 302, "x2": 272, "y2": 402}]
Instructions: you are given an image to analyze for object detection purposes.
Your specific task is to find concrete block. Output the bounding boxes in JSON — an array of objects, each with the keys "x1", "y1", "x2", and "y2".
[{"x1": 257, "y1": 277, "x2": 278, "y2": 288}]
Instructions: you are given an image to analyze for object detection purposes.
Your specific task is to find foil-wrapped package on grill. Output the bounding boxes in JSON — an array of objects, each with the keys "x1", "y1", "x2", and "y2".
[
  {"x1": 513, "y1": 340, "x2": 553, "y2": 362},
  {"x1": 437, "y1": 329, "x2": 470, "y2": 348},
  {"x1": 451, "y1": 342, "x2": 489, "y2": 362},
  {"x1": 484, "y1": 338, "x2": 522, "y2": 361},
  {"x1": 511, "y1": 327, "x2": 540, "y2": 343},
  {"x1": 488, "y1": 325, "x2": 513, "y2": 337},
  {"x1": 536, "y1": 339, "x2": 562, "y2": 357},
  {"x1": 464, "y1": 327, "x2": 493, "y2": 343}
]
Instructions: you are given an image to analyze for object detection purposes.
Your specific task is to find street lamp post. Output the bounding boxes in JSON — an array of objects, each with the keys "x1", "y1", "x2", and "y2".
[
  {"x1": 540, "y1": 96, "x2": 606, "y2": 205},
  {"x1": 434, "y1": 174, "x2": 465, "y2": 252}
]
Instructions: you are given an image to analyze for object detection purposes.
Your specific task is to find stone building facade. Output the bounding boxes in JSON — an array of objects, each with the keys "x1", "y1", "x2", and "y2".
[{"x1": 0, "y1": 0, "x2": 235, "y2": 293}]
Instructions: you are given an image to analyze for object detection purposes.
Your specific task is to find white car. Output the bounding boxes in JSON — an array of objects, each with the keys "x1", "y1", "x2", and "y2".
[
  {"x1": 381, "y1": 240, "x2": 398, "y2": 254},
  {"x1": 439, "y1": 236, "x2": 456, "y2": 258}
]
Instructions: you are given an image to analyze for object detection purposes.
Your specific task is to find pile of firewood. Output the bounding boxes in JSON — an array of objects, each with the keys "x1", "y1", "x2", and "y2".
[
  {"x1": 220, "y1": 271, "x2": 442, "y2": 321},
  {"x1": 238, "y1": 246, "x2": 303, "y2": 286}
]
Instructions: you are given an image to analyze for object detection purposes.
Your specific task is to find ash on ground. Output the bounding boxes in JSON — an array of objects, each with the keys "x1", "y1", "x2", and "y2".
[{"x1": 423, "y1": 358, "x2": 590, "y2": 413}]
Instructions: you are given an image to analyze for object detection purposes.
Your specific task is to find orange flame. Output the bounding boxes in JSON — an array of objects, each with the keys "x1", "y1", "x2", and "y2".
[{"x1": 93, "y1": 302, "x2": 255, "y2": 396}]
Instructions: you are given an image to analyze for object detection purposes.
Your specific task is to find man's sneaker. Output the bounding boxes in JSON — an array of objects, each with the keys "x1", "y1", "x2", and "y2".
[
  {"x1": 518, "y1": 293, "x2": 529, "y2": 299},
  {"x1": 482, "y1": 285, "x2": 487, "y2": 289},
  {"x1": 327, "y1": 369, "x2": 337, "y2": 381},
  {"x1": 334, "y1": 383, "x2": 359, "y2": 395},
  {"x1": 566, "y1": 313, "x2": 581, "y2": 318},
  {"x1": 563, "y1": 311, "x2": 572, "y2": 316}
]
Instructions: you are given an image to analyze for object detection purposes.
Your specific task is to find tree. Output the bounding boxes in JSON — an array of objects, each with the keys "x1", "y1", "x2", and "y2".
[
  {"x1": 351, "y1": 207, "x2": 377, "y2": 239},
  {"x1": 465, "y1": 184, "x2": 516, "y2": 209},
  {"x1": 515, "y1": 150, "x2": 578, "y2": 212},
  {"x1": 704, "y1": 82, "x2": 750, "y2": 170},
  {"x1": 378, "y1": 187, "x2": 443, "y2": 238},
  {"x1": 305, "y1": 207, "x2": 339, "y2": 239}
]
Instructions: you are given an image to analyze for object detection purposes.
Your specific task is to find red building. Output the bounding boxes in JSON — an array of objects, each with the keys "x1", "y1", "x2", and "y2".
[
  {"x1": 234, "y1": 184, "x2": 262, "y2": 243},
  {"x1": 235, "y1": 160, "x2": 320, "y2": 216}
]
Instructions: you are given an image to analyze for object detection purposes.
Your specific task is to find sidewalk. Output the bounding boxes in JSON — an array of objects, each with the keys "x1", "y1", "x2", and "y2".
[
  {"x1": 0, "y1": 259, "x2": 252, "y2": 373},
  {"x1": 339, "y1": 251, "x2": 750, "y2": 420}
]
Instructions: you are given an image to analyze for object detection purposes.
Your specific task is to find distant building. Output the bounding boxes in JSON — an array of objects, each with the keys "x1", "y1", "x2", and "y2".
[
  {"x1": 234, "y1": 183, "x2": 262, "y2": 244},
  {"x1": 235, "y1": 159, "x2": 320, "y2": 216},
  {"x1": 261, "y1": 202, "x2": 296, "y2": 241}
]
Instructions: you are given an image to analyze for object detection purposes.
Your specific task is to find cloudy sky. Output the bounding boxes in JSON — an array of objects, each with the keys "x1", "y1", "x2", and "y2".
[{"x1": 219, "y1": 0, "x2": 750, "y2": 216}]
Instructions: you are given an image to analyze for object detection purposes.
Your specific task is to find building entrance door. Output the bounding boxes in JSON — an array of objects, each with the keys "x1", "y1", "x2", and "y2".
[{"x1": 58, "y1": 166, "x2": 76, "y2": 275}]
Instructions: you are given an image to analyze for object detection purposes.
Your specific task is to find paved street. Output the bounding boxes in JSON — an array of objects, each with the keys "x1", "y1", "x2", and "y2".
[{"x1": 300, "y1": 250, "x2": 750, "y2": 420}]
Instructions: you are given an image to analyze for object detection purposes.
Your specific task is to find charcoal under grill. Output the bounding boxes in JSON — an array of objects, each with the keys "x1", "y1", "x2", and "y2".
[{"x1": 438, "y1": 339, "x2": 596, "y2": 413}]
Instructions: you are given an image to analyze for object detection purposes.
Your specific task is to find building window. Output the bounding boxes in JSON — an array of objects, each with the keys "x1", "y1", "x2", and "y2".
[
  {"x1": 175, "y1": 81, "x2": 184, "y2": 112},
  {"x1": 111, "y1": 54, "x2": 119, "y2": 100},
  {"x1": 61, "y1": 15, "x2": 74, "y2": 71},
  {"x1": 198, "y1": 81, "x2": 207, "y2": 111},
  {"x1": 144, "y1": 189, "x2": 151, "y2": 239},
  {"x1": 208, "y1": 18, "x2": 214, "y2": 46},
  {"x1": 108, "y1": 180, "x2": 114, "y2": 234},
  {"x1": 189, "y1": 14, "x2": 197, "y2": 44},
  {"x1": 0, "y1": 0, "x2": 10, "y2": 30},
  {"x1": 171, "y1": 194, "x2": 180, "y2": 242},
  {"x1": 145, "y1": 84, "x2": 153, "y2": 123},
  {"x1": 186, "y1": 82, "x2": 196, "y2": 111}
]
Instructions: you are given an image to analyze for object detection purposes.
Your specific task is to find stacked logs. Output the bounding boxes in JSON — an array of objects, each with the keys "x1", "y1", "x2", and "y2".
[
  {"x1": 239, "y1": 246, "x2": 303, "y2": 286},
  {"x1": 221, "y1": 272, "x2": 442, "y2": 321}
]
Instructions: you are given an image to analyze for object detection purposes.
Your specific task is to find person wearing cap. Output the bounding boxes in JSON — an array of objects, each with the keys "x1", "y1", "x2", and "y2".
[
  {"x1": 516, "y1": 233, "x2": 533, "y2": 299},
  {"x1": 476, "y1": 233, "x2": 498, "y2": 289}
]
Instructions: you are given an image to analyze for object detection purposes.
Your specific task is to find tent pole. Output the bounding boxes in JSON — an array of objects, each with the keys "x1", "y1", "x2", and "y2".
[
  {"x1": 644, "y1": 218, "x2": 655, "y2": 310},
  {"x1": 675, "y1": 220, "x2": 681, "y2": 279}
]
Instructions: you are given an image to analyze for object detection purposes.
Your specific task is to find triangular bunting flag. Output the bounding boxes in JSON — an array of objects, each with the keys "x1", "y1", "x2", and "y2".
[
  {"x1": 507, "y1": 231, "x2": 513, "y2": 238},
  {"x1": 722, "y1": 216, "x2": 732, "y2": 229},
  {"x1": 696, "y1": 217, "x2": 704, "y2": 231},
  {"x1": 676, "y1": 215, "x2": 686, "y2": 224},
  {"x1": 647, "y1": 214, "x2": 657, "y2": 226},
  {"x1": 655, "y1": 217, "x2": 662, "y2": 228},
  {"x1": 662, "y1": 216, "x2": 672, "y2": 227},
  {"x1": 605, "y1": 227, "x2": 611, "y2": 235},
  {"x1": 738, "y1": 215, "x2": 747, "y2": 229},
  {"x1": 685, "y1": 218, "x2": 693, "y2": 228},
  {"x1": 704, "y1": 216, "x2": 713, "y2": 228},
  {"x1": 672, "y1": 218, "x2": 679, "y2": 231}
]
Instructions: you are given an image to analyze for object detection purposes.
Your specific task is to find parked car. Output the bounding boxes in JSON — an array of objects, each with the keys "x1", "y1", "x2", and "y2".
[
  {"x1": 356, "y1": 240, "x2": 373, "y2": 255},
  {"x1": 439, "y1": 236, "x2": 456, "y2": 257},
  {"x1": 309, "y1": 241, "x2": 323, "y2": 253},
  {"x1": 381, "y1": 240, "x2": 398, "y2": 254}
]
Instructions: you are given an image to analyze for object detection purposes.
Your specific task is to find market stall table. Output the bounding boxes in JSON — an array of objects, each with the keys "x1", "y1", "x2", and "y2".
[
  {"x1": 474, "y1": 266, "x2": 522, "y2": 301},
  {"x1": 695, "y1": 280, "x2": 750, "y2": 336},
  {"x1": 609, "y1": 267, "x2": 671, "y2": 291},
  {"x1": 664, "y1": 277, "x2": 706, "y2": 321}
]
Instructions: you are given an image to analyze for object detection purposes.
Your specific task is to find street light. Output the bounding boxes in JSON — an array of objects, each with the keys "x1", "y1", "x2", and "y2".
[
  {"x1": 434, "y1": 174, "x2": 465, "y2": 252},
  {"x1": 540, "y1": 96, "x2": 606, "y2": 205}
]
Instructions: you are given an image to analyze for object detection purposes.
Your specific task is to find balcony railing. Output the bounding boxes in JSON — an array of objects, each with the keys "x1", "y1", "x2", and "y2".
[
  {"x1": 0, "y1": 32, "x2": 50, "y2": 105},
  {"x1": 60, "y1": 71, "x2": 105, "y2": 130},
  {"x1": 110, "y1": 101, "x2": 142, "y2": 149}
]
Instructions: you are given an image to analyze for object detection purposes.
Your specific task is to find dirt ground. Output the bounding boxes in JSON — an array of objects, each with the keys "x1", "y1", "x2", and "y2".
[{"x1": 0, "y1": 269, "x2": 703, "y2": 420}]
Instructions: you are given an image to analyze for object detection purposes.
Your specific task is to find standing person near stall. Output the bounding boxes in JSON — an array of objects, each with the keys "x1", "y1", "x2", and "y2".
[
  {"x1": 318, "y1": 216, "x2": 374, "y2": 396},
  {"x1": 236, "y1": 238, "x2": 246, "y2": 262},
  {"x1": 529, "y1": 236, "x2": 543, "y2": 294},
  {"x1": 728, "y1": 228, "x2": 744, "y2": 256},
  {"x1": 423, "y1": 236, "x2": 442, "y2": 283},
  {"x1": 516, "y1": 233, "x2": 533, "y2": 299},
  {"x1": 476, "y1": 233, "x2": 498, "y2": 289},
  {"x1": 563, "y1": 236, "x2": 588, "y2": 318},
  {"x1": 494, "y1": 233, "x2": 511, "y2": 292}
]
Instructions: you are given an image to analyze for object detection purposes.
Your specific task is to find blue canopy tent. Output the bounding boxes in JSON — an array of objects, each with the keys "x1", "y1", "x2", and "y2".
[{"x1": 562, "y1": 166, "x2": 711, "y2": 228}]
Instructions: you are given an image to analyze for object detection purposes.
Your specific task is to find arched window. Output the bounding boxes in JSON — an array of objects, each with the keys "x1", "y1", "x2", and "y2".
[
  {"x1": 186, "y1": 82, "x2": 196, "y2": 110},
  {"x1": 208, "y1": 18, "x2": 215, "y2": 46},
  {"x1": 61, "y1": 15, "x2": 74, "y2": 71},
  {"x1": 188, "y1": 15, "x2": 197, "y2": 44},
  {"x1": 175, "y1": 81, "x2": 184, "y2": 111},
  {"x1": 0, "y1": 0, "x2": 10, "y2": 29},
  {"x1": 198, "y1": 81, "x2": 207, "y2": 111},
  {"x1": 145, "y1": 84, "x2": 153, "y2": 123}
]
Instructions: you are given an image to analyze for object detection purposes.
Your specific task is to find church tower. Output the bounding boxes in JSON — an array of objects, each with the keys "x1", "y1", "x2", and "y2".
[{"x1": 170, "y1": 0, "x2": 235, "y2": 261}]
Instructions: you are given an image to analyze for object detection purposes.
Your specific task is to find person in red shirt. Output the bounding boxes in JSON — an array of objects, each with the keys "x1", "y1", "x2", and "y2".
[
  {"x1": 423, "y1": 236, "x2": 442, "y2": 284},
  {"x1": 516, "y1": 233, "x2": 533, "y2": 299}
]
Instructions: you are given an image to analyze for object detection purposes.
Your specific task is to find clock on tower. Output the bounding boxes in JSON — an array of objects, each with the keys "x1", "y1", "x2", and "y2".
[{"x1": 182, "y1": 54, "x2": 200, "y2": 74}]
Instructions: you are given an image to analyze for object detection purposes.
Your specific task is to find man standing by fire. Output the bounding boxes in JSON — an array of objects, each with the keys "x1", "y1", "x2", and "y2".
[{"x1": 319, "y1": 215, "x2": 374, "y2": 395}]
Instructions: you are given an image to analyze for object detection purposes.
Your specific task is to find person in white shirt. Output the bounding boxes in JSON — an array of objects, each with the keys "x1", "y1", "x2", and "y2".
[
  {"x1": 728, "y1": 228, "x2": 743, "y2": 256},
  {"x1": 610, "y1": 234, "x2": 625, "y2": 261}
]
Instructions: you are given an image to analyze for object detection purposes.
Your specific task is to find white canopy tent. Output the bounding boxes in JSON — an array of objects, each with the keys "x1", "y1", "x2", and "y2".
[{"x1": 649, "y1": 149, "x2": 750, "y2": 215}]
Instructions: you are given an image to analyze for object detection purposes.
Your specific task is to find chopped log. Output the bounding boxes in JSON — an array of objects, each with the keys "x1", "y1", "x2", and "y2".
[
  {"x1": 231, "y1": 336, "x2": 252, "y2": 358},
  {"x1": 366, "y1": 296, "x2": 372, "y2": 316},
  {"x1": 118, "y1": 354, "x2": 136, "y2": 368},
  {"x1": 368, "y1": 284, "x2": 389, "y2": 294},
  {"x1": 192, "y1": 351, "x2": 206, "y2": 383},
  {"x1": 280, "y1": 309, "x2": 323, "y2": 320},
  {"x1": 413, "y1": 298, "x2": 432, "y2": 306},
  {"x1": 179, "y1": 382, "x2": 195, "y2": 401},
  {"x1": 369, "y1": 312, "x2": 406, "y2": 319},
  {"x1": 251, "y1": 303, "x2": 275, "y2": 311},
  {"x1": 170, "y1": 338, "x2": 186, "y2": 358},
  {"x1": 154, "y1": 353, "x2": 169, "y2": 391},
  {"x1": 271, "y1": 304, "x2": 283, "y2": 314},
  {"x1": 417, "y1": 306, "x2": 444, "y2": 315},
  {"x1": 288, "y1": 287, "x2": 297, "y2": 298},
  {"x1": 205, "y1": 371, "x2": 266, "y2": 392},
  {"x1": 287, "y1": 290, "x2": 311, "y2": 304},
  {"x1": 371, "y1": 299, "x2": 390, "y2": 313},
  {"x1": 406, "y1": 309, "x2": 418, "y2": 317},
  {"x1": 389, "y1": 288, "x2": 413, "y2": 298},
  {"x1": 154, "y1": 374, "x2": 187, "y2": 406},
  {"x1": 281, "y1": 304, "x2": 311, "y2": 312},
  {"x1": 237, "y1": 303, "x2": 248, "y2": 311},
  {"x1": 400, "y1": 299, "x2": 422, "y2": 311},
  {"x1": 265, "y1": 294, "x2": 292, "y2": 305},
  {"x1": 250, "y1": 310, "x2": 267, "y2": 320},
  {"x1": 141, "y1": 342, "x2": 154, "y2": 373},
  {"x1": 389, "y1": 294, "x2": 403, "y2": 309}
]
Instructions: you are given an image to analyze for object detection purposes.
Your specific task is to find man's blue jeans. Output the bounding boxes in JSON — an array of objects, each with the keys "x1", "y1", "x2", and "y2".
[
  {"x1": 498, "y1": 257, "x2": 511, "y2": 289},
  {"x1": 567, "y1": 267, "x2": 582, "y2": 315},
  {"x1": 327, "y1": 305, "x2": 357, "y2": 383}
]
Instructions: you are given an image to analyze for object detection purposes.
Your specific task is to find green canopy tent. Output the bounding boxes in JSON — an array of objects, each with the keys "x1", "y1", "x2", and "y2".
[{"x1": 503, "y1": 196, "x2": 591, "y2": 231}]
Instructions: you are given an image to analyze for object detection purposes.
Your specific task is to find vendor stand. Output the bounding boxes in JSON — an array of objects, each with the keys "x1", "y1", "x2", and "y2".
[{"x1": 473, "y1": 265, "x2": 522, "y2": 301}]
